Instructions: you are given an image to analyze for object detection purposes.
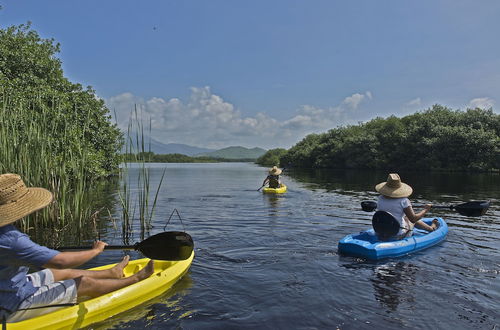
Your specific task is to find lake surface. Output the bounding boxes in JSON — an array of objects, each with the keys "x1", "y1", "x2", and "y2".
[{"x1": 85, "y1": 163, "x2": 499, "y2": 329}]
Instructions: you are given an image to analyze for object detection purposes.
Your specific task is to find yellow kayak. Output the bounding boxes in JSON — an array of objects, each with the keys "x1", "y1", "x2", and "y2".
[
  {"x1": 8, "y1": 252, "x2": 194, "y2": 330},
  {"x1": 262, "y1": 184, "x2": 287, "y2": 194}
]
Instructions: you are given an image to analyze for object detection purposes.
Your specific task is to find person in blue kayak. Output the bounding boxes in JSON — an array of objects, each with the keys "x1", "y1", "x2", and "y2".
[
  {"x1": 375, "y1": 173, "x2": 439, "y2": 238},
  {"x1": 0, "y1": 173, "x2": 155, "y2": 323},
  {"x1": 262, "y1": 166, "x2": 283, "y2": 188}
]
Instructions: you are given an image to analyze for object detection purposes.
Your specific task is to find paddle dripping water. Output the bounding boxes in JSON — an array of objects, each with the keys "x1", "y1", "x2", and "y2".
[{"x1": 58, "y1": 164, "x2": 499, "y2": 329}]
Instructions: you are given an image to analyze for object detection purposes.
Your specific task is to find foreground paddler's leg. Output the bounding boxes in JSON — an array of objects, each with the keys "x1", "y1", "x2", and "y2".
[
  {"x1": 414, "y1": 219, "x2": 439, "y2": 232},
  {"x1": 74, "y1": 260, "x2": 154, "y2": 298},
  {"x1": 50, "y1": 256, "x2": 131, "y2": 281}
]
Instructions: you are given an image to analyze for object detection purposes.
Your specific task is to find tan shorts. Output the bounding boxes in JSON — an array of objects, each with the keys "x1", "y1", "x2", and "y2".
[
  {"x1": 397, "y1": 217, "x2": 415, "y2": 239},
  {"x1": 8, "y1": 269, "x2": 77, "y2": 323}
]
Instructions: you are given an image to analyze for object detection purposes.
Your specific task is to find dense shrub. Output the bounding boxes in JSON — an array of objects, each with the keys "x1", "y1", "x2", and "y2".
[
  {"x1": 0, "y1": 23, "x2": 122, "y2": 180},
  {"x1": 281, "y1": 105, "x2": 499, "y2": 171},
  {"x1": 256, "y1": 148, "x2": 288, "y2": 166}
]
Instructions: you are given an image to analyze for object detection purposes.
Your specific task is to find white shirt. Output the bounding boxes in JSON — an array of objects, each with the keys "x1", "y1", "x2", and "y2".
[{"x1": 377, "y1": 195, "x2": 411, "y2": 235}]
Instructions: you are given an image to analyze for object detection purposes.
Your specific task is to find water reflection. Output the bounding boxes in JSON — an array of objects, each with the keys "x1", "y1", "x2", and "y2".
[
  {"x1": 88, "y1": 274, "x2": 194, "y2": 329},
  {"x1": 263, "y1": 194, "x2": 282, "y2": 217},
  {"x1": 287, "y1": 168, "x2": 382, "y2": 193},
  {"x1": 287, "y1": 168, "x2": 500, "y2": 195},
  {"x1": 370, "y1": 262, "x2": 418, "y2": 311},
  {"x1": 89, "y1": 164, "x2": 499, "y2": 329}
]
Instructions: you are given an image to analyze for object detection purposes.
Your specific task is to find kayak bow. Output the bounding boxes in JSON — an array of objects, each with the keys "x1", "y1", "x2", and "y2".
[
  {"x1": 262, "y1": 184, "x2": 287, "y2": 194},
  {"x1": 8, "y1": 253, "x2": 194, "y2": 329}
]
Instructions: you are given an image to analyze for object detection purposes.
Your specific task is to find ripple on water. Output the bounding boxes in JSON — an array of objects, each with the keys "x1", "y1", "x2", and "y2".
[{"x1": 108, "y1": 164, "x2": 500, "y2": 329}]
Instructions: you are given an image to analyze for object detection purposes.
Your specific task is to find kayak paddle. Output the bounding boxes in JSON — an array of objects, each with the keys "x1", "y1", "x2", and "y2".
[
  {"x1": 55, "y1": 231, "x2": 194, "y2": 261},
  {"x1": 361, "y1": 200, "x2": 490, "y2": 217}
]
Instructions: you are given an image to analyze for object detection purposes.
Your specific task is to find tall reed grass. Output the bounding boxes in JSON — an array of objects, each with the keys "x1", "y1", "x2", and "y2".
[
  {"x1": 119, "y1": 107, "x2": 165, "y2": 241},
  {"x1": 0, "y1": 91, "x2": 95, "y2": 232},
  {"x1": 0, "y1": 91, "x2": 163, "y2": 245}
]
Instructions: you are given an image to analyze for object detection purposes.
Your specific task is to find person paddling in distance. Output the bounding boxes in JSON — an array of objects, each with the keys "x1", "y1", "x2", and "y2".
[
  {"x1": 0, "y1": 173, "x2": 155, "y2": 323},
  {"x1": 375, "y1": 173, "x2": 439, "y2": 239},
  {"x1": 262, "y1": 166, "x2": 283, "y2": 189}
]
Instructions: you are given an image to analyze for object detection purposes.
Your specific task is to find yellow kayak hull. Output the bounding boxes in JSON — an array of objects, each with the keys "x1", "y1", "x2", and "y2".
[
  {"x1": 9, "y1": 252, "x2": 194, "y2": 330},
  {"x1": 262, "y1": 184, "x2": 287, "y2": 194}
]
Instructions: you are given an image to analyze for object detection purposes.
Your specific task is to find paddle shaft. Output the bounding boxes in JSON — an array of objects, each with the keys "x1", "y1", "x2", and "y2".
[
  {"x1": 57, "y1": 245, "x2": 137, "y2": 251},
  {"x1": 361, "y1": 200, "x2": 489, "y2": 217},
  {"x1": 425, "y1": 205, "x2": 453, "y2": 209},
  {"x1": 412, "y1": 204, "x2": 452, "y2": 209}
]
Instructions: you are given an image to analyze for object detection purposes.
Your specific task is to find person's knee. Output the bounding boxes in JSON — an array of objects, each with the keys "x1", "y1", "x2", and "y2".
[{"x1": 74, "y1": 276, "x2": 99, "y2": 297}]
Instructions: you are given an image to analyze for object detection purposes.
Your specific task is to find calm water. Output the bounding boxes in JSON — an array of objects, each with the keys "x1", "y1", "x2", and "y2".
[{"x1": 85, "y1": 163, "x2": 499, "y2": 329}]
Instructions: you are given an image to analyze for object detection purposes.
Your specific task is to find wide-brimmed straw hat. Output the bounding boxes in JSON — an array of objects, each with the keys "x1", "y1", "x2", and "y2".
[
  {"x1": 0, "y1": 173, "x2": 53, "y2": 227},
  {"x1": 268, "y1": 166, "x2": 282, "y2": 175},
  {"x1": 375, "y1": 173, "x2": 413, "y2": 198}
]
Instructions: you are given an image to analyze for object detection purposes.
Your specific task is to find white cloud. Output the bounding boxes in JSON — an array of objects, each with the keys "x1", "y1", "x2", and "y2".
[
  {"x1": 406, "y1": 97, "x2": 421, "y2": 107},
  {"x1": 342, "y1": 91, "x2": 372, "y2": 109},
  {"x1": 105, "y1": 87, "x2": 372, "y2": 149},
  {"x1": 468, "y1": 97, "x2": 495, "y2": 109}
]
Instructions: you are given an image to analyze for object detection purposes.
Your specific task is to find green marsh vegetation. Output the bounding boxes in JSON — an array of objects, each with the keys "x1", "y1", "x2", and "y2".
[
  {"x1": 121, "y1": 152, "x2": 256, "y2": 163},
  {"x1": 0, "y1": 23, "x2": 122, "y2": 243},
  {"x1": 270, "y1": 106, "x2": 499, "y2": 172},
  {"x1": 0, "y1": 23, "x2": 179, "y2": 245},
  {"x1": 119, "y1": 109, "x2": 166, "y2": 241}
]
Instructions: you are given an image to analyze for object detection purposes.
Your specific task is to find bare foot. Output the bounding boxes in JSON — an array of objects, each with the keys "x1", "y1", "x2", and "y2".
[
  {"x1": 110, "y1": 255, "x2": 130, "y2": 279},
  {"x1": 135, "y1": 260, "x2": 155, "y2": 281},
  {"x1": 431, "y1": 219, "x2": 440, "y2": 231}
]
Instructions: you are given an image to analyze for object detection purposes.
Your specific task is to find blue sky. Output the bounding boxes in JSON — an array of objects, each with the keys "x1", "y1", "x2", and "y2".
[{"x1": 1, "y1": 0, "x2": 499, "y2": 149}]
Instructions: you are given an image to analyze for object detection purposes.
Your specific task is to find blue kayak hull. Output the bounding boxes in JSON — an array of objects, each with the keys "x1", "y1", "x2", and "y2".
[{"x1": 338, "y1": 218, "x2": 448, "y2": 260}]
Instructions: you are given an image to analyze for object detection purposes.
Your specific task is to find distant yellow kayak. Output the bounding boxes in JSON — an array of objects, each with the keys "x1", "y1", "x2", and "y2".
[
  {"x1": 8, "y1": 252, "x2": 194, "y2": 330},
  {"x1": 262, "y1": 184, "x2": 287, "y2": 194}
]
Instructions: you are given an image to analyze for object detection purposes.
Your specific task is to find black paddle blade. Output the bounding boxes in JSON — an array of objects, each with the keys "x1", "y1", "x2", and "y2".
[
  {"x1": 135, "y1": 231, "x2": 194, "y2": 261},
  {"x1": 361, "y1": 201, "x2": 378, "y2": 212},
  {"x1": 454, "y1": 201, "x2": 490, "y2": 217}
]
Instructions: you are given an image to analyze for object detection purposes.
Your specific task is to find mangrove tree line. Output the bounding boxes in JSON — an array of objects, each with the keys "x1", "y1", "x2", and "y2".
[{"x1": 278, "y1": 105, "x2": 499, "y2": 171}]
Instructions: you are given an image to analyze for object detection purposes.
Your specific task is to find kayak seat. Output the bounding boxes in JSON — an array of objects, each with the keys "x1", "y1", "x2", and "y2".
[{"x1": 372, "y1": 211, "x2": 400, "y2": 241}]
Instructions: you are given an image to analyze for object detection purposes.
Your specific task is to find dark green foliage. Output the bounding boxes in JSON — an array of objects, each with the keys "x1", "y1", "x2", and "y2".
[
  {"x1": 256, "y1": 148, "x2": 288, "y2": 166},
  {"x1": 122, "y1": 152, "x2": 227, "y2": 163},
  {"x1": 0, "y1": 23, "x2": 122, "y2": 179},
  {"x1": 281, "y1": 105, "x2": 499, "y2": 171}
]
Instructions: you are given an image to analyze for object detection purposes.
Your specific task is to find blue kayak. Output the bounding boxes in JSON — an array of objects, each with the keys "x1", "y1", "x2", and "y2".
[{"x1": 338, "y1": 218, "x2": 448, "y2": 260}]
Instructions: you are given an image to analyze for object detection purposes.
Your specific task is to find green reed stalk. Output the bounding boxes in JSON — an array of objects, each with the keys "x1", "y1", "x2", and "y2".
[
  {"x1": 118, "y1": 106, "x2": 165, "y2": 240},
  {"x1": 0, "y1": 90, "x2": 93, "y2": 230}
]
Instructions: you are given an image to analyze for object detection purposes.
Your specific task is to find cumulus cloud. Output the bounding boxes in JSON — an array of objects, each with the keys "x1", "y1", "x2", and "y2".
[
  {"x1": 468, "y1": 97, "x2": 495, "y2": 109},
  {"x1": 406, "y1": 97, "x2": 421, "y2": 107},
  {"x1": 105, "y1": 87, "x2": 372, "y2": 149},
  {"x1": 342, "y1": 91, "x2": 372, "y2": 109}
]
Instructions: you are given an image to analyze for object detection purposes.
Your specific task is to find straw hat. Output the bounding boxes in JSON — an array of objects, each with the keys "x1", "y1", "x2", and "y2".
[
  {"x1": 0, "y1": 174, "x2": 53, "y2": 227},
  {"x1": 268, "y1": 166, "x2": 282, "y2": 175},
  {"x1": 375, "y1": 173, "x2": 413, "y2": 198}
]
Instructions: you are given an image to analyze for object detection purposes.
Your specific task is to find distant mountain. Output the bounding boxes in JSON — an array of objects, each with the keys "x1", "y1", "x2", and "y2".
[
  {"x1": 122, "y1": 132, "x2": 266, "y2": 159},
  {"x1": 123, "y1": 133, "x2": 214, "y2": 156},
  {"x1": 196, "y1": 146, "x2": 267, "y2": 160},
  {"x1": 149, "y1": 141, "x2": 215, "y2": 156}
]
